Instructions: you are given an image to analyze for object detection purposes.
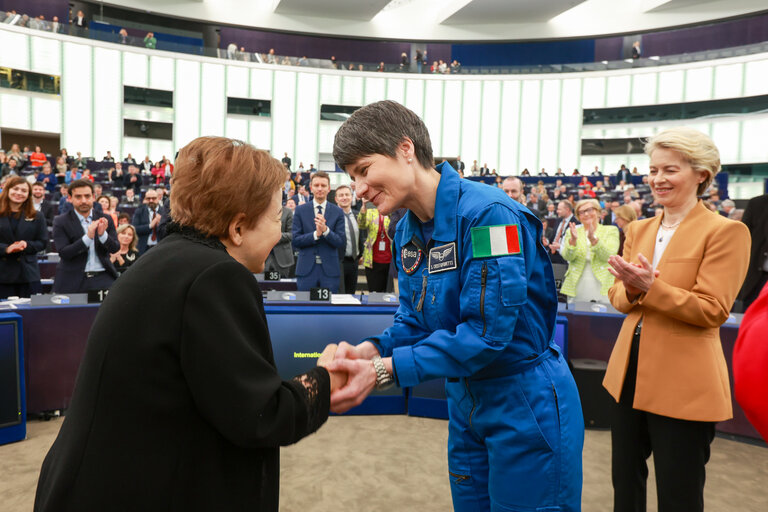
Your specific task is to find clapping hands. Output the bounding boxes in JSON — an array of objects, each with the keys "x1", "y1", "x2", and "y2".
[{"x1": 317, "y1": 341, "x2": 381, "y2": 414}]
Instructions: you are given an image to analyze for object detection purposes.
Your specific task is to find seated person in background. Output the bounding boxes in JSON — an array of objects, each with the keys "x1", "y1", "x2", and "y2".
[
  {"x1": 560, "y1": 198, "x2": 620, "y2": 303},
  {"x1": 108, "y1": 161, "x2": 124, "y2": 185},
  {"x1": 39, "y1": 162, "x2": 57, "y2": 193},
  {"x1": 73, "y1": 152, "x2": 87, "y2": 169},
  {"x1": 139, "y1": 155, "x2": 153, "y2": 173},
  {"x1": 121, "y1": 187, "x2": 141, "y2": 207},
  {"x1": 520, "y1": 168, "x2": 530, "y2": 176},
  {"x1": 123, "y1": 153, "x2": 137, "y2": 165},
  {"x1": 81, "y1": 168, "x2": 94, "y2": 182},
  {"x1": 3, "y1": 157, "x2": 20, "y2": 176},
  {"x1": 55, "y1": 156, "x2": 68, "y2": 175},
  {"x1": 264, "y1": 203, "x2": 294, "y2": 279},
  {"x1": 538, "y1": 168, "x2": 548, "y2": 177},
  {"x1": 97, "y1": 195, "x2": 118, "y2": 228},
  {"x1": 132, "y1": 189, "x2": 162, "y2": 254},
  {"x1": 31, "y1": 182, "x2": 56, "y2": 226},
  {"x1": 555, "y1": 168, "x2": 566, "y2": 176},
  {"x1": 117, "y1": 212, "x2": 131, "y2": 226},
  {"x1": 151, "y1": 161, "x2": 165, "y2": 184},
  {"x1": 102, "y1": 151, "x2": 115, "y2": 162},
  {"x1": 64, "y1": 166, "x2": 82, "y2": 184},
  {"x1": 52, "y1": 179, "x2": 119, "y2": 293},
  {"x1": 110, "y1": 224, "x2": 140, "y2": 275},
  {"x1": 591, "y1": 166, "x2": 602, "y2": 176},
  {"x1": 29, "y1": 146, "x2": 47, "y2": 167},
  {"x1": 124, "y1": 164, "x2": 143, "y2": 196},
  {"x1": 612, "y1": 204, "x2": 637, "y2": 256},
  {"x1": 572, "y1": 168, "x2": 581, "y2": 175}
]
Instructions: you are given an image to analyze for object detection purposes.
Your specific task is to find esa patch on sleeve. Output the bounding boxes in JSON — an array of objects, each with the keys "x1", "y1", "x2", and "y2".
[{"x1": 471, "y1": 224, "x2": 521, "y2": 258}]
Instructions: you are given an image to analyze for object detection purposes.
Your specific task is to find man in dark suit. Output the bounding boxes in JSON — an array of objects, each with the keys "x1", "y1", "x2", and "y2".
[
  {"x1": 292, "y1": 171, "x2": 345, "y2": 293},
  {"x1": 52, "y1": 179, "x2": 119, "y2": 293},
  {"x1": 124, "y1": 164, "x2": 142, "y2": 196},
  {"x1": 479, "y1": 163, "x2": 491, "y2": 176},
  {"x1": 132, "y1": 188, "x2": 162, "y2": 254},
  {"x1": 738, "y1": 194, "x2": 768, "y2": 309},
  {"x1": 548, "y1": 200, "x2": 578, "y2": 265},
  {"x1": 334, "y1": 184, "x2": 362, "y2": 294},
  {"x1": 455, "y1": 155, "x2": 465, "y2": 174},
  {"x1": 31, "y1": 182, "x2": 56, "y2": 227},
  {"x1": 264, "y1": 206, "x2": 294, "y2": 278},
  {"x1": 617, "y1": 164, "x2": 632, "y2": 185},
  {"x1": 281, "y1": 152, "x2": 291, "y2": 171}
]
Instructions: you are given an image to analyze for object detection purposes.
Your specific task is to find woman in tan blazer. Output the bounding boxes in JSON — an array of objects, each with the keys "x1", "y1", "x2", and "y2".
[{"x1": 604, "y1": 128, "x2": 750, "y2": 512}]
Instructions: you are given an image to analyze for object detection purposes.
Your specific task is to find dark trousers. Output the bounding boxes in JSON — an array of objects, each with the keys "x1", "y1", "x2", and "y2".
[
  {"x1": 340, "y1": 257, "x2": 358, "y2": 294},
  {"x1": 611, "y1": 326, "x2": 716, "y2": 512},
  {"x1": 0, "y1": 281, "x2": 41, "y2": 299},
  {"x1": 365, "y1": 262, "x2": 389, "y2": 292},
  {"x1": 80, "y1": 272, "x2": 116, "y2": 293}
]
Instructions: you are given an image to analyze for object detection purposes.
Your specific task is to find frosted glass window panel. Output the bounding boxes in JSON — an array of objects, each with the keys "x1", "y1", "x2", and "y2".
[
  {"x1": 386, "y1": 78, "x2": 405, "y2": 104},
  {"x1": 93, "y1": 47, "x2": 122, "y2": 159},
  {"x1": 0, "y1": 30, "x2": 28, "y2": 70},
  {"x1": 740, "y1": 116, "x2": 768, "y2": 164},
  {"x1": 295, "y1": 73, "x2": 320, "y2": 171},
  {"x1": 148, "y1": 140, "x2": 174, "y2": 162},
  {"x1": 123, "y1": 52, "x2": 148, "y2": 88},
  {"x1": 404, "y1": 79, "x2": 424, "y2": 118},
  {"x1": 657, "y1": 70, "x2": 684, "y2": 104},
  {"x1": 710, "y1": 120, "x2": 740, "y2": 163},
  {"x1": 581, "y1": 76, "x2": 606, "y2": 109},
  {"x1": 320, "y1": 74, "x2": 341, "y2": 105},
  {"x1": 174, "y1": 60, "x2": 201, "y2": 149},
  {"x1": 604, "y1": 127, "x2": 630, "y2": 139},
  {"x1": 225, "y1": 117, "x2": 249, "y2": 141},
  {"x1": 518, "y1": 80, "x2": 541, "y2": 173},
  {"x1": 0, "y1": 92, "x2": 30, "y2": 130},
  {"x1": 603, "y1": 156, "x2": 628, "y2": 176},
  {"x1": 364, "y1": 77, "x2": 386, "y2": 104},
  {"x1": 580, "y1": 127, "x2": 604, "y2": 139},
  {"x1": 631, "y1": 73, "x2": 656, "y2": 106},
  {"x1": 498, "y1": 80, "x2": 521, "y2": 174},
  {"x1": 627, "y1": 126, "x2": 653, "y2": 138},
  {"x1": 122, "y1": 138, "x2": 148, "y2": 164},
  {"x1": 627, "y1": 155, "x2": 649, "y2": 174},
  {"x1": 441, "y1": 81, "x2": 462, "y2": 159},
  {"x1": 423, "y1": 80, "x2": 444, "y2": 157},
  {"x1": 249, "y1": 118, "x2": 271, "y2": 151},
  {"x1": 479, "y1": 80, "x2": 501, "y2": 169},
  {"x1": 460, "y1": 81, "x2": 481, "y2": 166},
  {"x1": 226, "y1": 65, "x2": 250, "y2": 98},
  {"x1": 341, "y1": 75, "x2": 364, "y2": 106},
  {"x1": 318, "y1": 122, "x2": 341, "y2": 154},
  {"x1": 686, "y1": 122, "x2": 711, "y2": 137},
  {"x1": 122, "y1": 106, "x2": 174, "y2": 123},
  {"x1": 559, "y1": 78, "x2": 582, "y2": 173},
  {"x1": 62, "y1": 42, "x2": 92, "y2": 156},
  {"x1": 606, "y1": 75, "x2": 631, "y2": 107},
  {"x1": 713, "y1": 63, "x2": 743, "y2": 99},
  {"x1": 538, "y1": 79, "x2": 561, "y2": 173},
  {"x1": 149, "y1": 56, "x2": 174, "y2": 91},
  {"x1": 250, "y1": 68, "x2": 273, "y2": 99},
  {"x1": 30, "y1": 36, "x2": 60, "y2": 75},
  {"x1": 199, "y1": 62, "x2": 225, "y2": 137},
  {"x1": 685, "y1": 67, "x2": 713, "y2": 103},
  {"x1": 271, "y1": 71, "x2": 296, "y2": 159},
  {"x1": 580, "y1": 156, "x2": 603, "y2": 176},
  {"x1": 744, "y1": 60, "x2": 768, "y2": 96},
  {"x1": 32, "y1": 96, "x2": 61, "y2": 134}
]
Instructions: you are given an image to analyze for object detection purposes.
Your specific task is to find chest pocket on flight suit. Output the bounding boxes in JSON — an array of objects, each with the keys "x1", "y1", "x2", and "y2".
[
  {"x1": 468, "y1": 256, "x2": 527, "y2": 342},
  {"x1": 411, "y1": 271, "x2": 451, "y2": 332}
]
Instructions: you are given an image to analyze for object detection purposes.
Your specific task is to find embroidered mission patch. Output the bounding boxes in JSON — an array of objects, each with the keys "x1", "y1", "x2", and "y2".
[
  {"x1": 428, "y1": 242, "x2": 458, "y2": 273},
  {"x1": 401, "y1": 242, "x2": 423, "y2": 275}
]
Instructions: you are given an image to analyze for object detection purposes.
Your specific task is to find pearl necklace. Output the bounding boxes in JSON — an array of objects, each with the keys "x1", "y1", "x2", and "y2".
[{"x1": 658, "y1": 220, "x2": 681, "y2": 243}]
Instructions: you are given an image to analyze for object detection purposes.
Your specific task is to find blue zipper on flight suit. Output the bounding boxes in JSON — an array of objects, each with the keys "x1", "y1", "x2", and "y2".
[{"x1": 480, "y1": 263, "x2": 488, "y2": 337}]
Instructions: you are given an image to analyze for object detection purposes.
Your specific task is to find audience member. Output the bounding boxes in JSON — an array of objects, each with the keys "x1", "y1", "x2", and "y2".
[
  {"x1": 108, "y1": 161, "x2": 124, "y2": 185},
  {"x1": 125, "y1": 164, "x2": 142, "y2": 195},
  {"x1": 144, "y1": 32, "x2": 157, "y2": 49},
  {"x1": 31, "y1": 182, "x2": 55, "y2": 226},
  {"x1": 264, "y1": 202, "x2": 295, "y2": 279},
  {"x1": 617, "y1": 164, "x2": 632, "y2": 184},
  {"x1": 97, "y1": 195, "x2": 118, "y2": 228},
  {"x1": 285, "y1": 198, "x2": 296, "y2": 212},
  {"x1": 102, "y1": 151, "x2": 115, "y2": 162},
  {"x1": 612, "y1": 204, "x2": 637, "y2": 256},
  {"x1": 132, "y1": 189, "x2": 162, "y2": 254},
  {"x1": 282, "y1": 152, "x2": 292, "y2": 171},
  {"x1": 55, "y1": 155, "x2": 68, "y2": 174},
  {"x1": 0, "y1": 177, "x2": 47, "y2": 298},
  {"x1": 124, "y1": 153, "x2": 137, "y2": 165},
  {"x1": 52, "y1": 179, "x2": 119, "y2": 293},
  {"x1": 38, "y1": 162, "x2": 56, "y2": 193},
  {"x1": 110, "y1": 224, "x2": 140, "y2": 275},
  {"x1": 139, "y1": 155, "x2": 153, "y2": 173},
  {"x1": 64, "y1": 166, "x2": 82, "y2": 183},
  {"x1": 71, "y1": 10, "x2": 87, "y2": 35},
  {"x1": 121, "y1": 187, "x2": 141, "y2": 207},
  {"x1": 501, "y1": 176, "x2": 523, "y2": 203},
  {"x1": 73, "y1": 151, "x2": 87, "y2": 169},
  {"x1": 549, "y1": 200, "x2": 577, "y2": 264},
  {"x1": 29, "y1": 145, "x2": 47, "y2": 167},
  {"x1": 292, "y1": 171, "x2": 345, "y2": 293},
  {"x1": 4, "y1": 157, "x2": 19, "y2": 176},
  {"x1": 334, "y1": 185, "x2": 361, "y2": 294},
  {"x1": 737, "y1": 193, "x2": 768, "y2": 309},
  {"x1": 117, "y1": 212, "x2": 131, "y2": 226},
  {"x1": 356, "y1": 200, "x2": 392, "y2": 293},
  {"x1": 560, "y1": 198, "x2": 619, "y2": 303}
]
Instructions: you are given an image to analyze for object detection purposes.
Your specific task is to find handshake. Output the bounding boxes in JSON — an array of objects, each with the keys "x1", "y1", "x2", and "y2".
[{"x1": 316, "y1": 341, "x2": 387, "y2": 414}]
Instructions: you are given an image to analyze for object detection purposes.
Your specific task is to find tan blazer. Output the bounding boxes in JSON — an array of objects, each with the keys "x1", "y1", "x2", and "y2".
[{"x1": 603, "y1": 201, "x2": 750, "y2": 422}]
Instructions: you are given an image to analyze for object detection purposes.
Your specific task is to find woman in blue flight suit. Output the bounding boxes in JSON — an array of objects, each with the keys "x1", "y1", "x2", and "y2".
[{"x1": 329, "y1": 100, "x2": 584, "y2": 511}]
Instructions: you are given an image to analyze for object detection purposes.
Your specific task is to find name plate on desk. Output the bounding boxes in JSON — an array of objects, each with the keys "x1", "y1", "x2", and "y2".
[
  {"x1": 266, "y1": 291, "x2": 310, "y2": 302},
  {"x1": 87, "y1": 289, "x2": 110, "y2": 304},
  {"x1": 367, "y1": 292, "x2": 399, "y2": 305},
  {"x1": 309, "y1": 287, "x2": 331, "y2": 302},
  {"x1": 30, "y1": 293, "x2": 88, "y2": 306}
]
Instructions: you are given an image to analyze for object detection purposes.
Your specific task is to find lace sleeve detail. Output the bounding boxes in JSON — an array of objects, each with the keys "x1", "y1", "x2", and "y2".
[{"x1": 291, "y1": 366, "x2": 331, "y2": 436}]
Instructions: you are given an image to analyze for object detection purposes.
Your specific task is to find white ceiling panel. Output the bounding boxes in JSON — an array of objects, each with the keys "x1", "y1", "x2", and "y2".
[
  {"x1": 443, "y1": 0, "x2": 588, "y2": 25},
  {"x1": 274, "y1": 0, "x2": 393, "y2": 21}
]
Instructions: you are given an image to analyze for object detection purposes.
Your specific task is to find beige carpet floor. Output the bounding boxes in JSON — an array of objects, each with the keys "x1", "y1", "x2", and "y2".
[{"x1": 2, "y1": 415, "x2": 767, "y2": 511}]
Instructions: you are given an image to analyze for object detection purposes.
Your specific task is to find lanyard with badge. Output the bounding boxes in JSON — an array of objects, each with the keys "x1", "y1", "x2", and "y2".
[{"x1": 378, "y1": 214, "x2": 387, "y2": 251}]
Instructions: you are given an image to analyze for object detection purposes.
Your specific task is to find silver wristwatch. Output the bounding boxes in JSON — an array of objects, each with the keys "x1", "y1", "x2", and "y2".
[{"x1": 371, "y1": 355, "x2": 394, "y2": 390}]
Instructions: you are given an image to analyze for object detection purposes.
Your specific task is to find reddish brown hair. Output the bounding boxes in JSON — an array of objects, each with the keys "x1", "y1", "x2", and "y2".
[
  {"x1": 0, "y1": 176, "x2": 36, "y2": 219},
  {"x1": 170, "y1": 137, "x2": 284, "y2": 237}
]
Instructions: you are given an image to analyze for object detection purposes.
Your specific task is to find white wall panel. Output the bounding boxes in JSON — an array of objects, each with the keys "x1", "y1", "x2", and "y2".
[
  {"x1": 250, "y1": 68, "x2": 273, "y2": 99},
  {"x1": 711, "y1": 120, "x2": 740, "y2": 163},
  {"x1": 174, "y1": 59, "x2": 201, "y2": 150},
  {"x1": 713, "y1": 63, "x2": 743, "y2": 99},
  {"x1": 404, "y1": 79, "x2": 425, "y2": 118},
  {"x1": 226, "y1": 65, "x2": 250, "y2": 98},
  {"x1": 0, "y1": 92, "x2": 30, "y2": 130},
  {"x1": 538, "y1": 79, "x2": 561, "y2": 173},
  {"x1": 30, "y1": 37, "x2": 60, "y2": 75},
  {"x1": 743, "y1": 60, "x2": 768, "y2": 96},
  {"x1": 272, "y1": 70, "x2": 296, "y2": 158},
  {"x1": 684, "y1": 66, "x2": 713, "y2": 102},
  {"x1": 225, "y1": 116, "x2": 249, "y2": 141},
  {"x1": 559, "y1": 78, "x2": 582, "y2": 173},
  {"x1": 364, "y1": 77, "x2": 386, "y2": 104},
  {"x1": 61, "y1": 42, "x2": 92, "y2": 156},
  {"x1": 318, "y1": 121, "x2": 340, "y2": 154},
  {"x1": 123, "y1": 52, "x2": 148, "y2": 88},
  {"x1": 249, "y1": 118, "x2": 271, "y2": 151},
  {"x1": 631, "y1": 73, "x2": 657, "y2": 106},
  {"x1": 460, "y1": 81, "x2": 481, "y2": 166},
  {"x1": 122, "y1": 137, "x2": 148, "y2": 164},
  {"x1": 31, "y1": 96, "x2": 60, "y2": 134},
  {"x1": 0, "y1": 30, "x2": 28, "y2": 70},
  {"x1": 441, "y1": 81, "x2": 462, "y2": 158},
  {"x1": 657, "y1": 70, "x2": 684, "y2": 104},
  {"x1": 581, "y1": 76, "x2": 605, "y2": 108},
  {"x1": 149, "y1": 56, "x2": 174, "y2": 91},
  {"x1": 320, "y1": 74, "x2": 341, "y2": 105},
  {"x1": 341, "y1": 75, "x2": 364, "y2": 106},
  {"x1": 606, "y1": 75, "x2": 631, "y2": 107},
  {"x1": 479, "y1": 81, "x2": 501, "y2": 169},
  {"x1": 518, "y1": 80, "x2": 541, "y2": 173},
  {"x1": 498, "y1": 80, "x2": 521, "y2": 174},
  {"x1": 199, "y1": 62, "x2": 225, "y2": 137},
  {"x1": 93, "y1": 47, "x2": 121, "y2": 159},
  {"x1": 423, "y1": 80, "x2": 444, "y2": 157},
  {"x1": 386, "y1": 78, "x2": 405, "y2": 104},
  {"x1": 148, "y1": 140, "x2": 174, "y2": 162},
  {"x1": 295, "y1": 73, "x2": 320, "y2": 170},
  {"x1": 740, "y1": 116, "x2": 768, "y2": 164}
]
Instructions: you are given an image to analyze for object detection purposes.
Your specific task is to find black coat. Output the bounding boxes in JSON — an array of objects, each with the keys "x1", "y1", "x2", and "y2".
[
  {"x1": 35, "y1": 227, "x2": 330, "y2": 512},
  {"x1": 0, "y1": 212, "x2": 47, "y2": 283},
  {"x1": 739, "y1": 194, "x2": 768, "y2": 302}
]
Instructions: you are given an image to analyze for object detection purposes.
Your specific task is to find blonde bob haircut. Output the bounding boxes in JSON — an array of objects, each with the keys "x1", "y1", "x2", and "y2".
[
  {"x1": 170, "y1": 137, "x2": 284, "y2": 238},
  {"x1": 613, "y1": 204, "x2": 638, "y2": 224},
  {"x1": 574, "y1": 198, "x2": 602, "y2": 222},
  {"x1": 644, "y1": 127, "x2": 720, "y2": 196}
]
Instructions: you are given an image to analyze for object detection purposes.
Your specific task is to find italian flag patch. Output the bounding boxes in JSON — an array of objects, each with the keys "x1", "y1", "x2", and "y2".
[{"x1": 471, "y1": 224, "x2": 521, "y2": 258}]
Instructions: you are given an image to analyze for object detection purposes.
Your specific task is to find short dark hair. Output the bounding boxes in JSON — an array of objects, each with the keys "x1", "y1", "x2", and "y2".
[
  {"x1": 333, "y1": 100, "x2": 433, "y2": 171},
  {"x1": 335, "y1": 184, "x2": 351, "y2": 194},
  {"x1": 32, "y1": 181, "x2": 46, "y2": 189},
  {"x1": 310, "y1": 171, "x2": 330, "y2": 185},
  {"x1": 68, "y1": 179, "x2": 94, "y2": 195}
]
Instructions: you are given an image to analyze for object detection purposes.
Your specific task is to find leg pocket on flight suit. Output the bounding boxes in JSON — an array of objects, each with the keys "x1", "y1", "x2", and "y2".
[{"x1": 515, "y1": 376, "x2": 560, "y2": 454}]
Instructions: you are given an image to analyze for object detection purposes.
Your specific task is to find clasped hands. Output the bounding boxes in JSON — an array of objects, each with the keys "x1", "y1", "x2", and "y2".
[
  {"x1": 608, "y1": 253, "x2": 660, "y2": 300},
  {"x1": 316, "y1": 341, "x2": 383, "y2": 414},
  {"x1": 87, "y1": 218, "x2": 109, "y2": 239}
]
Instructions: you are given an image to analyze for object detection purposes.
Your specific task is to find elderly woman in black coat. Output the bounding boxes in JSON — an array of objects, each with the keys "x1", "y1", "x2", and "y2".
[{"x1": 35, "y1": 137, "x2": 349, "y2": 512}]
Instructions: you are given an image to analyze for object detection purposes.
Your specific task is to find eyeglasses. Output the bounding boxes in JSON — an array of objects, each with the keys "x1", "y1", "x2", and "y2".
[{"x1": 578, "y1": 207, "x2": 597, "y2": 215}]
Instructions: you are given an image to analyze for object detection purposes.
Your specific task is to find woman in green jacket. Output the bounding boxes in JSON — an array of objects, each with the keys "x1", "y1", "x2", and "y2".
[
  {"x1": 560, "y1": 198, "x2": 620, "y2": 303},
  {"x1": 357, "y1": 202, "x2": 391, "y2": 292}
]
